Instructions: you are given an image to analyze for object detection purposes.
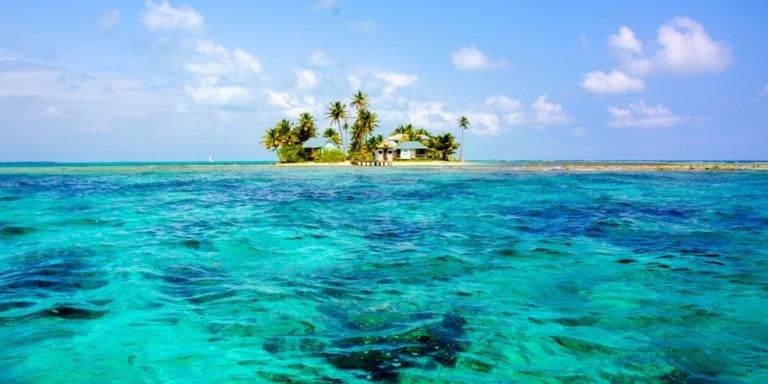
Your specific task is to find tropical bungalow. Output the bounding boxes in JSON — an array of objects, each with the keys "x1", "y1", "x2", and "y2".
[
  {"x1": 396, "y1": 141, "x2": 428, "y2": 160},
  {"x1": 302, "y1": 137, "x2": 341, "y2": 161},
  {"x1": 374, "y1": 143, "x2": 396, "y2": 162}
]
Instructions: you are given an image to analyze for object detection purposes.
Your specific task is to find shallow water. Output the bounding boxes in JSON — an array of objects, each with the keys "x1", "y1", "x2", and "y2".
[{"x1": 1, "y1": 164, "x2": 767, "y2": 383}]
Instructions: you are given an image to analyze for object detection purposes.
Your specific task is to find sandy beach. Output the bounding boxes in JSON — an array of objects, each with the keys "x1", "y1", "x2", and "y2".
[
  {"x1": 272, "y1": 161, "x2": 768, "y2": 171},
  {"x1": 272, "y1": 161, "x2": 471, "y2": 167}
]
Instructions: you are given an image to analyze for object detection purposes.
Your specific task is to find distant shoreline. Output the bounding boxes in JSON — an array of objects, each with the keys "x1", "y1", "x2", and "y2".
[
  {"x1": 0, "y1": 161, "x2": 767, "y2": 173},
  {"x1": 272, "y1": 161, "x2": 469, "y2": 167}
]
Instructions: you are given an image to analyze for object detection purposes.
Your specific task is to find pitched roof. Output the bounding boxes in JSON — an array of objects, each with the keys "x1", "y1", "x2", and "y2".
[
  {"x1": 385, "y1": 133, "x2": 408, "y2": 142},
  {"x1": 302, "y1": 137, "x2": 339, "y2": 149},
  {"x1": 396, "y1": 141, "x2": 427, "y2": 150}
]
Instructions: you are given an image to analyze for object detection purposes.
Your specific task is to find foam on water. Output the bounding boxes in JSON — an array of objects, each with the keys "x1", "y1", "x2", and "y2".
[{"x1": 1, "y1": 165, "x2": 767, "y2": 383}]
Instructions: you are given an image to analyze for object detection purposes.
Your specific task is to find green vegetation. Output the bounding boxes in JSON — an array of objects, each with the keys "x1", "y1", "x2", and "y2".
[
  {"x1": 322, "y1": 128, "x2": 341, "y2": 146},
  {"x1": 325, "y1": 101, "x2": 348, "y2": 152},
  {"x1": 313, "y1": 148, "x2": 345, "y2": 163},
  {"x1": 277, "y1": 144, "x2": 305, "y2": 163},
  {"x1": 261, "y1": 91, "x2": 469, "y2": 163},
  {"x1": 429, "y1": 133, "x2": 460, "y2": 161}
]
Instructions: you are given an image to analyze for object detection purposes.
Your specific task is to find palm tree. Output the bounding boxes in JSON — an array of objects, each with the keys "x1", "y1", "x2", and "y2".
[
  {"x1": 458, "y1": 116, "x2": 470, "y2": 162},
  {"x1": 365, "y1": 134, "x2": 384, "y2": 152},
  {"x1": 275, "y1": 119, "x2": 295, "y2": 146},
  {"x1": 262, "y1": 127, "x2": 280, "y2": 152},
  {"x1": 294, "y1": 112, "x2": 317, "y2": 144},
  {"x1": 429, "y1": 133, "x2": 459, "y2": 161},
  {"x1": 350, "y1": 109, "x2": 378, "y2": 154},
  {"x1": 325, "y1": 101, "x2": 348, "y2": 153},
  {"x1": 323, "y1": 127, "x2": 341, "y2": 146},
  {"x1": 350, "y1": 90, "x2": 368, "y2": 112},
  {"x1": 392, "y1": 123, "x2": 415, "y2": 141}
]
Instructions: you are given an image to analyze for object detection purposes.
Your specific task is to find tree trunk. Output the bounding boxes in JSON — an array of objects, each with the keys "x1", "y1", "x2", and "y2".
[{"x1": 459, "y1": 128, "x2": 464, "y2": 162}]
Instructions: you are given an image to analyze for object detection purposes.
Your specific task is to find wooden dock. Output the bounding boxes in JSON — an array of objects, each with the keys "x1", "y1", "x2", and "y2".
[{"x1": 352, "y1": 161, "x2": 393, "y2": 167}]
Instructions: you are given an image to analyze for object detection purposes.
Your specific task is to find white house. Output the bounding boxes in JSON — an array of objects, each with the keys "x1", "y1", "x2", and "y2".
[{"x1": 396, "y1": 141, "x2": 427, "y2": 160}]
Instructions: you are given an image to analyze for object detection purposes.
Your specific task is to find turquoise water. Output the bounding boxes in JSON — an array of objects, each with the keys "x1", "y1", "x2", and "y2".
[{"x1": 1, "y1": 164, "x2": 767, "y2": 383}]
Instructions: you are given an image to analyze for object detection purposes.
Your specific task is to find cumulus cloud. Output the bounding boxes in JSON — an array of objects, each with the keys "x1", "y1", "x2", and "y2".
[
  {"x1": 581, "y1": 69, "x2": 645, "y2": 93},
  {"x1": 294, "y1": 68, "x2": 318, "y2": 89},
  {"x1": 183, "y1": 39, "x2": 262, "y2": 76},
  {"x1": 184, "y1": 77, "x2": 250, "y2": 107},
  {"x1": 143, "y1": 1, "x2": 204, "y2": 31},
  {"x1": 609, "y1": 26, "x2": 643, "y2": 54},
  {"x1": 307, "y1": 51, "x2": 335, "y2": 67},
  {"x1": 607, "y1": 99, "x2": 681, "y2": 128},
  {"x1": 615, "y1": 17, "x2": 732, "y2": 76},
  {"x1": 531, "y1": 95, "x2": 571, "y2": 125},
  {"x1": 484, "y1": 95, "x2": 523, "y2": 112},
  {"x1": 450, "y1": 46, "x2": 507, "y2": 70},
  {"x1": 465, "y1": 112, "x2": 500, "y2": 135},
  {"x1": 233, "y1": 49, "x2": 262, "y2": 74},
  {"x1": 407, "y1": 101, "x2": 456, "y2": 130},
  {"x1": 583, "y1": 17, "x2": 731, "y2": 95},
  {"x1": 265, "y1": 90, "x2": 322, "y2": 117},
  {"x1": 373, "y1": 71, "x2": 418, "y2": 94},
  {"x1": 99, "y1": 9, "x2": 122, "y2": 30}
]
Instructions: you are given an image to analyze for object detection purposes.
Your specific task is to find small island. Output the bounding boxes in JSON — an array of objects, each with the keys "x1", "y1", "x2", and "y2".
[{"x1": 262, "y1": 91, "x2": 469, "y2": 165}]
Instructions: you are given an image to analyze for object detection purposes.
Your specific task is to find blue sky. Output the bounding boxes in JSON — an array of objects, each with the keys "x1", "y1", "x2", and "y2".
[{"x1": 1, "y1": 1, "x2": 766, "y2": 161}]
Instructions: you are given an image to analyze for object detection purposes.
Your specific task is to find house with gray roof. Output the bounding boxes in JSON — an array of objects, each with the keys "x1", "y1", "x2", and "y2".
[
  {"x1": 302, "y1": 137, "x2": 341, "y2": 160},
  {"x1": 396, "y1": 141, "x2": 427, "y2": 160}
]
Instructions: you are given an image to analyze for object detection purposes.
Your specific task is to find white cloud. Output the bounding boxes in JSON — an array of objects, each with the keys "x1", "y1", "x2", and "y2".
[
  {"x1": 182, "y1": 39, "x2": 262, "y2": 76},
  {"x1": 42, "y1": 106, "x2": 62, "y2": 116},
  {"x1": 347, "y1": 75, "x2": 361, "y2": 90},
  {"x1": 484, "y1": 95, "x2": 523, "y2": 112},
  {"x1": 184, "y1": 77, "x2": 250, "y2": 107},
  {"x1": 307, "y1": 50, "x2": 335, "y2": 67},
  {"x1": 265, "y1": 90, "x2": 296, "y2": 109},
  {"x1": 233, "y1": 49, "x2": 262, "y2": 74},
  {"x1": 583, "y1": 17, "x2": 731, "y2": 96},
  {"x1": 265, "y1": 90, "x2": 322, "y2": 117},
  {"x1": 609, "y1": 26, "x2": 643, "y2": 54},
  {"x1": 373, "y1": 71, "x2": 418, "y2": 94},
  {"x1": 531, "y1": 95, "x2": 571, "y2": 125},
  {"x1": 581, "y1": 69, "x2": 645, "y2": 93},
  {"x1": 503, "y1": 112, "x2": 526, "y2": 126},
  {"x1": 607, "y1": 99, "x2": 681, "y2": 128},
  {"x1": 407, "y1": 101, "x2": 456, "y2": 130},
  {"x1": 568, "y1": 126, "x2": 588, "y2": 138},
  {"x1": 613, "y1": 17, "x2": 732, "y2": 76},
  {"x1": 143, "y1": 1, "x2": 204, "y2": 31},
  {"x1": 0, "y1": 61, "x2": 178, "y2": 126},
  {"x1": 294, "y1": 68, "x2": 318, "y2": 89},
  {"x1": 99, "y1": 9, "x2": 122, "y2": 31},
  {"x1": 450, "y1": 45, "x2": 507, "y2": 70},
  {"x1": 465, "y1": 112, "x2": 500, "y2": 135}
]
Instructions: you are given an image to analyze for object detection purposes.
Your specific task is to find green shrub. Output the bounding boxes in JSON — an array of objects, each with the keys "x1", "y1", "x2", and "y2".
[
  {"x1": 277, "y1": 144, "x2": 306, "y2": 163},
  {"x1": 314, "y1": 148, "x2": 346, "y2": 163}
]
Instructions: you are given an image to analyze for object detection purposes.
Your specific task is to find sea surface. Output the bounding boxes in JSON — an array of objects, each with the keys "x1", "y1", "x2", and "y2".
[{"x1": 1, "y1": 163, "x2": 767, "y2": 383}]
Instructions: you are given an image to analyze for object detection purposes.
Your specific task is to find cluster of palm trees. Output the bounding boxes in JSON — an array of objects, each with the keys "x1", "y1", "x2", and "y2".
[
  {"x1": 262, "y1": 90, "x2": 470, "y2": 162},
  {"x1": 329, "y1": 91, "x2": 379, "y2": 159},
  {"x1": 261, "y1": 112, "x2": 317, "y2": 152}
]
